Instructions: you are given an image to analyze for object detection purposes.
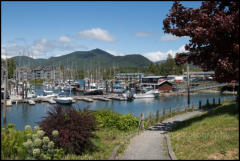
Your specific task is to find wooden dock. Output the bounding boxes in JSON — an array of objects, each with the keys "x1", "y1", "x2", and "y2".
[
  {"x1": 2, "y1": 93, "x2": 130, "y2": 106},
  {"x1": 92, "y1": 96, "x2": 111, "y2": 101},
  {"x1": 73, "y1": 96, "x2": 94, "y2": 102}
]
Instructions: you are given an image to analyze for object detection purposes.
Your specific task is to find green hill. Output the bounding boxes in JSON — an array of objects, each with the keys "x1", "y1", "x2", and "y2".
[{"x1": 12, "y1": 48, "x2": 152, "y2": 70}]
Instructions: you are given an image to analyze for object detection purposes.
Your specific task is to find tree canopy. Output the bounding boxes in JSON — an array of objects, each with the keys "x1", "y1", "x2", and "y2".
[{"x1": 163, "y1": 1, "x2": 239, "y2": 82}]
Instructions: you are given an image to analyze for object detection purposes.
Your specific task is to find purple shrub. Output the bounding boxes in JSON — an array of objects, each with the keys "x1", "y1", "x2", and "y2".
[{"x1": 38, "y1": 105, "x2": 98, "y2": 155}]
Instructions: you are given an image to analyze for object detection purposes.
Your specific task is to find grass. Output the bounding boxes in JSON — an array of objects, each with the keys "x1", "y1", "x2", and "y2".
[
  {"x1": 61, "y1": 128, "x2": 138, "y2": 160},
  {"x1": 169, "y1": 101, "x2": 239, "y2": 160}
]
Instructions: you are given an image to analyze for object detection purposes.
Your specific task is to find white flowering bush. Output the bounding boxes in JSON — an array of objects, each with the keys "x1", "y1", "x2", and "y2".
[{"x1": 22, "y1": 127, "x2": 64, "y2": 160}]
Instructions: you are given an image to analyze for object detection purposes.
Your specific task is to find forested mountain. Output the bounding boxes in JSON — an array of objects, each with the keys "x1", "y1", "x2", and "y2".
[{"x1": 12, "y1": 48, "x2": 152, "y2": 70}]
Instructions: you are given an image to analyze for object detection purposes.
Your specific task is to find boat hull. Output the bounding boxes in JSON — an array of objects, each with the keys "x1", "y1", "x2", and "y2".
[{"x1": 55, "y1": 98, "x2": 73, "y2": 104}]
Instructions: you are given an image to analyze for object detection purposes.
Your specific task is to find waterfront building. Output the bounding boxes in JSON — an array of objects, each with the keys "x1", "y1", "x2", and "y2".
[
  {"x1": 15, "y1": 66, "x2": 32, "y2": 82},
  {"x1": 183, "y1": 71, "x2": 215, "y2": 80},
  {"x1": 158, "y1": 81, "x2": 173, "y2": 92},
  {"x1": 114, "y1": 73, "x2": 144, "y2": 83},
  {"x1": 14, "y1": 66, "x2": 59, "y2": 81},
  {"x1": 141, "y1": 76, "x2": 168, "y2": 89}
]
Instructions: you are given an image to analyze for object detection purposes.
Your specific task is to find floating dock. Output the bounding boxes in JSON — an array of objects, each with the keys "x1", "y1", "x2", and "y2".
[
  {"x1": 73, "y1": 96, "x2": 94, "y2": 102},
  {"x1": 92, "y1": 96, "x2": 110, "y2": 101}
]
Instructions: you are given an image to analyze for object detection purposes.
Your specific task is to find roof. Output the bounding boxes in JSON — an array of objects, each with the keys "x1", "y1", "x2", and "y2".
[
  {"x1": 143, "y1": 76, "x2": 165, "y2": 79},
  {"x1": 183, "y1": 71, "x2": 215, "y2": 75},
  {"x1": 158, "y1": 80, "x2": 172, "y2": 86}
]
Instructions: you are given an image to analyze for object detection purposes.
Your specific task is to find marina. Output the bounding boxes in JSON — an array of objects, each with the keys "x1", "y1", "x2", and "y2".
[{"x1": 1, "y1": 92, "x2": 236, "y2": 130}]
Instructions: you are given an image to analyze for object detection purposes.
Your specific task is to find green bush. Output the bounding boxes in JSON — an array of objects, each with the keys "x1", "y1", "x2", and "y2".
[
  {"x1": 1, "y1": 124, "x2": 65, "y2": 160},
  {"x1": 22, "y1": 125, "x2": 65, "y2": 160},
  {"x1": 1, "y1": 124, "x2": 30, "y2": 160},
  {"x1": 92, "y1": 109, "x2": 139, "y2": 131}
]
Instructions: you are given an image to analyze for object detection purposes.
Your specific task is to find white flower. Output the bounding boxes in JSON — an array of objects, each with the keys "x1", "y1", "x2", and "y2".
[
  {"x1": 32, "y1": 148, "x2": 41, "y2": 157},
  {"x1": 33, "y1": 138, "x2": 42, "y2": 147},
  {"x1": 52, "y1": 130, "x2": 59, "y2": 137},
  {"x1": 36, "y1": 130, "x2": 45, "y2": 138},
  {"x1": 43, "y1": 136, "x2": 50, "y2": 144},
  {"x1": 25, "y1": 125, "x2": 32, "y2": 131},
  {"x1": 32, "y1": 134, "x2": 38, "y2": 140},
  {"x1": 23, "y1": 140, "x2": 33, "y2": 149},
  {"x1": 34, "y1": 126, "x2": 40, "y2": 131},
  {"x1": 48, "y1": 141, "x2": 54, "y2": 149}
]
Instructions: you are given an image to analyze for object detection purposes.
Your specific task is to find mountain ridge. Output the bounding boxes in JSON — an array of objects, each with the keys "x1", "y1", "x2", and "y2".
[{"x1": 12, "y1": 48, "x2": 152, "y2": 70}]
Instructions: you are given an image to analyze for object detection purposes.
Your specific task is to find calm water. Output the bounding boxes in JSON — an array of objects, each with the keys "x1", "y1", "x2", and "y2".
[{"x1": 1, "y1": 91, "x2": 235, "y2": 130}]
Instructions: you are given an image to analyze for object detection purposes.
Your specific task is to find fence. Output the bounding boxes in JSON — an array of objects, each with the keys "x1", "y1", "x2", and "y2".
[{"x1": 138, "y1": 95, "x2": 237, "y2": 131}]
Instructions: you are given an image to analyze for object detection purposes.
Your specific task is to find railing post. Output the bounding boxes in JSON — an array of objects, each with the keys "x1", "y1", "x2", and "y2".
[
  {"x1": 170, "y1": 107, "x2": 172, "y2": 118},
  {"x1": 206, "y1": 99, "x2": 209, "y2": 106},
  {"x1": 156, "y1": 110, "x2": 159, "y2": 123},
  {"x1": 218, "y1": 97, "x2": 221, "y2": 105},
  {"x1": 163, "y1": 108, "x2": 166, "y2": 120},
  {"x1": 139, "y1": 113, "x2": 144, "y2": 133},
  {"x1": 199, "y1": 100, "x2": 202, "y2": 109},
  {"x1": 148, "y1": 112, "x2": 152, "y2": 127},
  {"x1": 213, "y1": 98, "x2": 215, "y2": 105}
]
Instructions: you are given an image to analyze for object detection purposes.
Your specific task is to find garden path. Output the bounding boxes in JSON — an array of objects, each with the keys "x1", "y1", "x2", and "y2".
[{"x1": 120, "y1": 110, "x2": 204, "y2": 160}]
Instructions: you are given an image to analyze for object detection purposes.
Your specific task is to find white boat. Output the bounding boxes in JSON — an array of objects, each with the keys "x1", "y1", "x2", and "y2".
[
  {"x1": 133, "y1": 87, "x2": 159, "y2": 99},
  {"x1": 55, "y1": 92, "x2": 73, "y2": 104},
  {"x1": 86, "y1": 83, "x2": 98, "y2": 92},
  {"x1": 37, "y1": 90, "x2": 57, "y2": 99}
]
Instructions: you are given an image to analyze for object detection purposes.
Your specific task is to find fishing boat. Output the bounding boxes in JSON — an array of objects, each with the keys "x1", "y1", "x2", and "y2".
[
  {"x1": 121, "y1": 90, "x2": 134, "y2": 101},
  {"x1": 55, "y1": 91, "x2": 73, "y2": 104},
  {"x1": 133, "y1": 87, "x2": 159, "y2": 99}
]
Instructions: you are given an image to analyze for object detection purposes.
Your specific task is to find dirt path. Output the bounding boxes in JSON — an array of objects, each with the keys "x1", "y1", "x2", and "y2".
[{"x1": 120, "y1": 111, "x2": 204, "y2": 160}]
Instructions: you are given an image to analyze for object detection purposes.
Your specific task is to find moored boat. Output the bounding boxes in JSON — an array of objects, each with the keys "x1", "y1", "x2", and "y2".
[
  {"x1": 133, "y1": 87, "x2": 159, "y2": 99},
  {"x1": 55, "y1": 92, "x2": 73, "y2": 104}
]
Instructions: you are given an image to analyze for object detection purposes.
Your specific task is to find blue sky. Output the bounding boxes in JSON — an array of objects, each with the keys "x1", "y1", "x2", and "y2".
[{"x1": 1, "y1": 1, "x2": 202, "y2": 61}]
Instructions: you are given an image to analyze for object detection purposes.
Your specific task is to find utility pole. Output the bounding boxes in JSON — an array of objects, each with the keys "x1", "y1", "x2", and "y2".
[{"x1": 187, "y1": 64, "x2": 190, "y2": 108}]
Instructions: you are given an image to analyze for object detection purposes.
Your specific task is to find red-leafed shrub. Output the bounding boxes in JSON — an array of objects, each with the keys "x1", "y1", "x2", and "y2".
[{"x1": 38, "y1": 105, "x2": 98, "y2": 155}]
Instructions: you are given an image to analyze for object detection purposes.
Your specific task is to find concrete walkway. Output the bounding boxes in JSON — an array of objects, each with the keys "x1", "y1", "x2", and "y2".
[{"x1": 120, "y1": 111, "x2": 204, "y2": 160}]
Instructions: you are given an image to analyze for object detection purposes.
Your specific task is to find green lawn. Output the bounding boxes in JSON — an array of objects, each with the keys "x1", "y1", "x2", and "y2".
[
  {"x1": 61, "y1": 128, "x2": 137, "y2": 160},
  {"x1": 169, "y1": 101, "x2": 239, "y2": 160}
]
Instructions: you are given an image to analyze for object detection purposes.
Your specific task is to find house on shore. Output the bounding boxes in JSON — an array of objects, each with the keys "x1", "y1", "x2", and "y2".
[{"x1": 141, "y1": 76, "x2": 172, "y2": 92}]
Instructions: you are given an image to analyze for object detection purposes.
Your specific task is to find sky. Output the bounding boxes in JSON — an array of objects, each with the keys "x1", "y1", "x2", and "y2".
[{"x1": 1, "y1": 1, "x2": 202, "y2": 61}]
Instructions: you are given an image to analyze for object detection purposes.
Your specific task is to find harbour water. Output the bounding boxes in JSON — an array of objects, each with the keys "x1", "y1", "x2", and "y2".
[{"x1": 1, "y1": 92, "x2": 235, "y2": 130}]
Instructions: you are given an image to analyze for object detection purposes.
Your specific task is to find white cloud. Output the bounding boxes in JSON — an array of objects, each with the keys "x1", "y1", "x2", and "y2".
[
  {"x1": 77, "y1": 28, "x2": 115, "y2": 42},
  {"x1": 2, "y1": 37, "x2": 87, "y2": 58},
  {"x1": 106, "y1": 50, "x2": 125, "y2": 56},
  {"x1": 135, "y1": 32, "x2": 154, "y2": 37},
  {"x1": 59, "y1": 36, "x2": 71, "y2": 43},
  {"x1": 160, "y1": 34, "x2": 179, "y2": 41},
  {"x1": 143, "y1": 45, "x2": 187, "y2": 62}
]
